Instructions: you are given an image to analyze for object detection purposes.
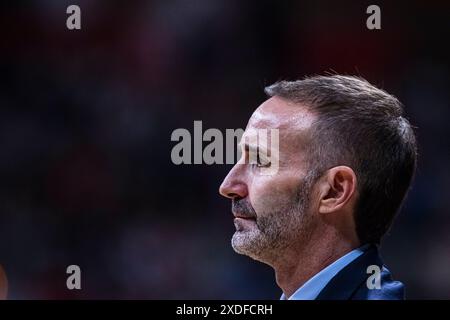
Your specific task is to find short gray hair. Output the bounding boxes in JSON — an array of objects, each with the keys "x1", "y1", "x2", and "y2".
[{"x1": 265, "y1": 75, "x2": 417, "y2": 244}]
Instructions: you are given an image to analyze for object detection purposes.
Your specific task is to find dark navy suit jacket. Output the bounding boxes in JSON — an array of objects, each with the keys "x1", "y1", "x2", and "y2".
[{"x1": 315, "y1": 245, "x2": 405, "y2": 300}]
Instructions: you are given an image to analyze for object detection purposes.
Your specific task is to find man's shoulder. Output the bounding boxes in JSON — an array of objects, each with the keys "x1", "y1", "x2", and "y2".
[
  {"x1": 351, "y1": 265, "x2": 405, "y2": 300},
  {"x1": 316, "y1": 245, "x2": 405, "y2": 300}
]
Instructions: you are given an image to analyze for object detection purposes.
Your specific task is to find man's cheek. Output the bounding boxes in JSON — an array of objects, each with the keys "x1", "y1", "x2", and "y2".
[
  {"x1": 250, "y1": 183, "x2": 284, "y2": 214},
  {"x1": 250, "y1": 177, "x2": 299, "y2": 214}
]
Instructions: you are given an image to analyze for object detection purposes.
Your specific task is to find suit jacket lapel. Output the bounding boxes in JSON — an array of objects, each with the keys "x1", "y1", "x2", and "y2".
[{"x1": 315, "y1": 244, "x2": 382, "y2": 300}]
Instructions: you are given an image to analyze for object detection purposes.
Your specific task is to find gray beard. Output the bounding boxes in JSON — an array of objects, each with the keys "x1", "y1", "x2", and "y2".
[{"x1": 231, "y1": 174, "x2": 316, "y2": 265}]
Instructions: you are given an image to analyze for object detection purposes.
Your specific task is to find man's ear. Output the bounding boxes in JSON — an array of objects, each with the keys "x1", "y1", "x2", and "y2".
[{"x1": 317, "y1": 166, "x2": 357, "y2": 214}]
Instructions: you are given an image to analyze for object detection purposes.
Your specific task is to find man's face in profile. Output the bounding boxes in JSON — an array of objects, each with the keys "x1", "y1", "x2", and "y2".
[{"x1": 219, "y1": 97, "x2": 319, "y2": 264}]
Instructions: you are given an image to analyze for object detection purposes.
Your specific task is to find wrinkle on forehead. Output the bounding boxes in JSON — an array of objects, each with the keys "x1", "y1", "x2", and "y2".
[
  {"x1": 247, "y1": 96, "x2": 316, "y2": 131},
  {"x1": 240, "y1": 97, "x2": 316, "y2": 166}
]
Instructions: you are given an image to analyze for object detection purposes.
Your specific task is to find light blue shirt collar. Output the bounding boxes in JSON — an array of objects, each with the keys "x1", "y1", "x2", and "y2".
[{"x1": 280, "y1": 244, "x2": 370, "y2": 300}]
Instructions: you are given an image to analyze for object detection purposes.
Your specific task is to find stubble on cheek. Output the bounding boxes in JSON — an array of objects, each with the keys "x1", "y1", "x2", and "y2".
[
  {"x1": 230, "y1": 174, "x2": 314, "y2": 261},
  {"x1": 231, "y1": 191, "x2": 296, "y2": 259}
]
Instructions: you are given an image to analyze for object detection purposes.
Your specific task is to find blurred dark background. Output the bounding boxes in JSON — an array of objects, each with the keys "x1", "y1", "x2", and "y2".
[{"x1": 0, "y1": 0, "x2": 449, "y2": 299}]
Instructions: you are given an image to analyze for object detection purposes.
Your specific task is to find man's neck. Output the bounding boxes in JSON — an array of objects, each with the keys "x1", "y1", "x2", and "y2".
[{"x1": 272, "y1": 232, "x2": 359, "y2": 298}]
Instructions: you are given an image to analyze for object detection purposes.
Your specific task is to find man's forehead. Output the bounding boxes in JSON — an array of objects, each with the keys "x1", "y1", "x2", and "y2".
[{"x1": 246, "y1": 96, "x2": 316, "y2": 131}]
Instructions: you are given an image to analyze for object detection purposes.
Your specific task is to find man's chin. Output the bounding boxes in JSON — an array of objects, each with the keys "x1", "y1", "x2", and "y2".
[
  {"x1": 231, "y1": 229, "x2": 290, "y2": 265},
  {"x1": 231, "y1": 231, "x2": 266, "y2": 261}
]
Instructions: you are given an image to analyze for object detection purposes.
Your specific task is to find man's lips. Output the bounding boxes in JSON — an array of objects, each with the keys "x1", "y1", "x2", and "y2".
[
  {"x1": 232, "y1": 212, "x2": 256, "y2": 231},
  {"x1": 232, "y1": 212, "x2": 256, "y2": 220}
]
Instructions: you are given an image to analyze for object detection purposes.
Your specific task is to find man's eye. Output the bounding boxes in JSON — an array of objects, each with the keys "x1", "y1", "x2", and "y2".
[{"x1": 256, "y1": 153, "x2": 271, "y2": 167}]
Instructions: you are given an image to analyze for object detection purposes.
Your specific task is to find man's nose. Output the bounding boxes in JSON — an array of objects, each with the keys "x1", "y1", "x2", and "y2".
[{"x1": 219, "y1": 166, "x2": 248, "y2": 199}]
